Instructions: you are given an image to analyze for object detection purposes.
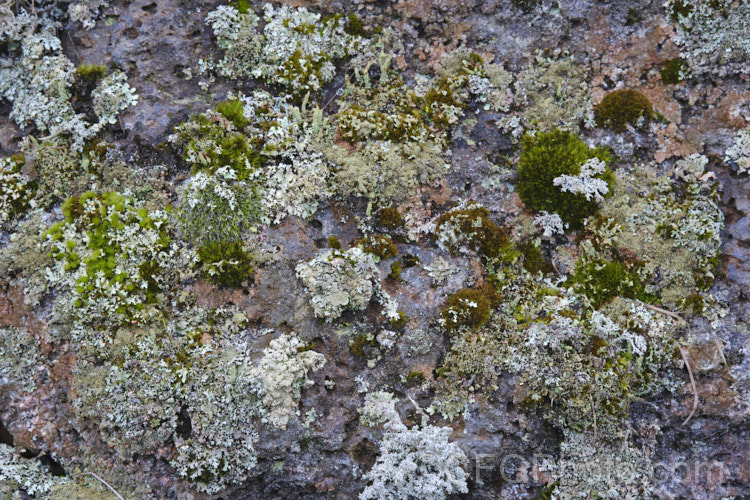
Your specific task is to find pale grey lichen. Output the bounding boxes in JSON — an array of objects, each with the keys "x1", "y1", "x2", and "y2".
[
  {"x1": 500, "y1": 54, "x2": 595, "y2": 136},
  {"x1": 553, "y1": 157, "x2": 609, "y2": 203},
  {"x1": 358, "y1": 392, "x2": 468, "y2": 500},
  {"x1": 0, "y1": 327, "x2": 44, "y2": 393},
  {"x1": 665, "y1": 0, "x2": 750, "y2": 77},
  {"x1": 0, "y1": 444, "x2": 71, "y2": 498},
  {"x1": 725, "y1": 128, "x2": 750, "y2": 175},
  {"x1": 249, "y1": 333, "x2": 326, "y2": 429},
  {"x1": 0, "y1": 14, "x2": 137, "y2": 151},
  {"x1": 92, "y1": 71, "x2": 139, "y2": 125},
  {"x1": 533, "y1": 210, "x2": 567, "y2": 238},
  {"x1": 296, "y1": 247, "x2": 399, "y2": 322},
  {"x1": 541, "y1": 431, "x2": 655, "y2": 499},
  {"x1": 205, "y1": 3, "x2": 367, "y2": 97}
]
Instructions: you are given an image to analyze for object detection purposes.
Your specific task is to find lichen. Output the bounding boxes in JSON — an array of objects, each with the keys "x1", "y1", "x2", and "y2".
[
  {"x1": 0, "y1": 327, "x2": 44, "y2": 393},
  {"x1": 725, "y1": 128, "x2": 750, "y2": 175},
  {"x1": 0, "y1": 155, "x2": 35, "y2": 224},
  {"x1": 434, "y1": 201, "x2": 509, "y2": 259},
  {"x1": 296, "y1": 247, "x2": 399, "y2": 321},
  {"x1": 665, "y1": 0, "x2": 750, "y2": 77},
  {"x1": 358, "y1": 392, "x2": 468, "y2": 500},
  {"x1": 205, "y1": 3, "x2": 368, "y2": 99}
]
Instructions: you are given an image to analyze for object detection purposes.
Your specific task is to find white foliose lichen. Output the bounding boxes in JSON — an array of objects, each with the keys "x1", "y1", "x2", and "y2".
[
  {"x1": 541, "y1": 431, "x2": 655, "y2": 499},
  {"x1": 296, "y1": 247, "x2": 399, "y2": 321},
  {"x1": 358, "y1": 392, "x2": 468, "y2": 500},
  {"x1": 533, "y1": 210, "x2": 568, "y2": 238},
  {"x1": 665, "y1": 0, "x2": 750, "y2": 77},
  {"x1": 92, "y1": 70, "x2": 139, "y2": 125},
  {"x1": 553, "y1": 157, "x2": 609, "y2": 203},
  {"x1": 0, "y1": 327, "x2": 44, "y2": 393}
]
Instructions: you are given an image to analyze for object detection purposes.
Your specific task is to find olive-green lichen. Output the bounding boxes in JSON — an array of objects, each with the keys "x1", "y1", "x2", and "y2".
[{"x1": 354, "y1": 234, "x2": 398, "y2": 260}]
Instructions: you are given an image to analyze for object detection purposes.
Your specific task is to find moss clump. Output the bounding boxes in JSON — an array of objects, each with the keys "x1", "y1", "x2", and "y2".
[
  {"x1": 594, "y1": 89, "x2": 655, "y2": 132},
  {"x1": 405, "y1": 371, "x2": 425, "y2": 386},
  {"x1": 441, "y1": 286, "x2": 497, "y2": 332},
  {"x1": 390, "y1": 310, "x2": 407, "y2": 329},
  {"x1": 216, "y1": 99, "x2": 248, "y2": 129},
  {"x1": 351, "y1": 333, "x2": 377, "y2": 358},
  {"x1": 197, "y1": 240, "x2": 254, "y2": 288},
  {"x1": 354, "y1": 234, "x2": 398, "y2": 260},
  {"x1": 517, "y1": 129, "x2": 613, "y2": 229},
  {"x1": 344, "y1": 13, "x2": 365, "y2": 36},
  {"x1": 378, "y1": 207, "x2": 404, "y2": 229},
  {"x1": 327, "y1": 235, "x2": 341, "y2": 249},
  {"x1": 569, "y1": 259, "x2": 646, "y2": 309},
  {"x1": 388, "y1": 261, "x2": 402, "y2": 280},
  {"x1": 75, "y1": 63, "x2": 106, "y2": 83},
  {"x1": 519, "y1": 241, "x2": 553, "y2": 275},
  {"x1": 661, "y1": 58, "x2": 688, "y2": 84},
  {"x1": 435, "y1": 202, "x2": 509, "y2": 259}
]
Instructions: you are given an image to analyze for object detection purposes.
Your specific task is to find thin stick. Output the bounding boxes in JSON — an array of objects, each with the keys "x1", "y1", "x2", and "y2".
[
  {"x1": 83, "y1": 471, "x2": 124, "y2": 500},
  {"x1": 642, "y1": 303, "x2": 686, "y2": 325},
  {"x1": 678, "y1": 346, "x2": 699, "y2": 426},
  {"x1": 640, "y1": 303, "x2": 699, "y2": 426}
]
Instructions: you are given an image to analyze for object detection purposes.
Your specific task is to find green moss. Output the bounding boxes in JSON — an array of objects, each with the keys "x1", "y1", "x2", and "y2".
[
  {"x1": 388, "y1": 261, "x2": 402, "y2": 280},
  {"x1": 568, "y1": 259, "x2": 646, "y2": 309},
  {"x1": 328, "y1": 235, "x2": 341, "y2": 249},
  {"x1": 661, "y1": 58, "x2": 688, "y2": 84},
  {"x1": 75, "y1": 63, "x2": 106, "y2": 83},
  {"x1": 512, "y1": 0, "x2": 538, "y2": 12},
  {"x1": 344, "y1": 13, "x2": 365, "y2": 36},
  {"x1": 378, "y1": 207, "x2": 405, "y2": 229},
  {"x1": 232, "y1": 0, "x2": 251, "y2": 14},
  {"x1": 354, "y1": 234, "x2": 398, "y2": 260},
  {"x1": 351, "y1": 333, "x2": 376, "y2": 358},
  {"x1": 520, "y1": 241, "x2": 553, "y2": 274},
  {"x1": 197, "y1": 240, "x2": 254, "y2": 288},
  {"x1": 390, "y1": 310, "x2": 407, "y2": 329},
  {"x1": 216, "y1": 99, "x2": 248, "y2": 129},
  {"x1": 435, "y1": 203, "x2": 509, "y2": 259},
  {"x1": 594, "y1": 89, "x2": 655, "y2": 132},
  {"x1": 441, "y1": 287, "x2": 496, "y2": 332},
  {"x1": 175, "y1": 111, "x2": 265, "y2": 180},
  {"x1": 517, "y1": 129, "x2": 613, "y2": 229},
  {"x1": 405, "y1": 371, "x2": 425, "y2": 386}
]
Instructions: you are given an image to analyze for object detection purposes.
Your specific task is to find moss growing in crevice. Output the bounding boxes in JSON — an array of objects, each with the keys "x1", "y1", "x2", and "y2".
[
  {"x1": 568, "y1": 259, "x2": 648, "y2": 309},
  {"x1": 661, "y1": 58, "x2": 688, "y2": 84}
]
